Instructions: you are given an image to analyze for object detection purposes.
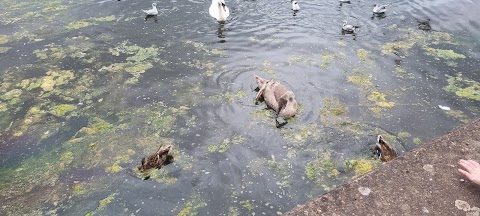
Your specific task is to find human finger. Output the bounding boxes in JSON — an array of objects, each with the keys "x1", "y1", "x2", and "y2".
[
  {"x1": 459, "y1": 160, "x2": 474, "y2": 172},
  {"x1": 467, "y1": 160, "x2": 480, "y2": 168},
  {"x1": 458, "y1": 169, "x2": 474, "y2": 180}
]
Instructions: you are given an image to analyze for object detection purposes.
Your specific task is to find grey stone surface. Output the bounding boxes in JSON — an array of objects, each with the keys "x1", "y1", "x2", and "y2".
[{"x1": 286, "y1": 118, "x2": 480, "y2": 216}]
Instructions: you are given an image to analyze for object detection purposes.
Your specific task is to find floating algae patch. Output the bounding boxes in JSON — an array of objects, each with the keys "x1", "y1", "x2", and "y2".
[
  {"x1": 0, "y1": 34, "x2": 9, "y2": 44},
  {"x1": 397, "y1": 131, "x2": 411, "y2": 139},
  {"x1": 207, "y1": 134, "x2": 247, "y2": 153},
  {"x1": 105, "y1": 164, "x2": 122, "y2": 173},
  {"x1": 382, "y1": 28, "x2": 455, "y2": 57},
  {"x1": 210, "y1": 90, "x2": 247, "y2": 103},
  {"x1": 319, "y1": 97, "x2": 349, "y2": 127},
  {"x1": 240, "y1": 200, "x2": 255, "y2": 211},
  {"x1": 96, "y1": 193, "x2": 116, "y2": 211},
  {"x1": 33, "y1": 36, "x2": 99, "y2": 64},
  {"x1": 347, "y1": 74, "x2": 373, "y2": 87},
  {"x1": 0, "y1": 47, "x2": 11, "y2": 53},
  {"x1": 413, "y1": 138, "x2": 422, "y2": 145},
  {"x1": 346, "y1": 159, "x2": 377, "y2": 175},
  {"x1": 367, "y1": 91, "x2": 395, "y2": 109},
  {"x1": 170, "y1": 81, "x2": 205, "y2": 106},
  {"x1": 176, "y1": 193, "x2": 207, "y2": 216},
  {"x1": 80, "y1": 117, "x2": 113, "y2": 135},
  {"x1": 357, "y1": 49, "x2": 370, "y2": 62},
  {"x1": 444, "y1": 74, "x2": 480, "y2": 101},
  {"x1": 281, "y1": 123, "x2": 321, "y2": 143},
  {"x1": 446, "y1": 109, "x2": 469, "y2": 123},
  {"x1": 66, "y1": 15, "x2": 117, "y2": 30},
  {"x1": 423, "y1": 47, "x2": 465, "y2": 66},
  {"x1": 304, "y1": 152, "x2": 340, "y2": 188}
]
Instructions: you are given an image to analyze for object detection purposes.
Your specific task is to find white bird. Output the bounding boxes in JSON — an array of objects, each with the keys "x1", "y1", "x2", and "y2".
[
  {"x1": 373, "y1": 4, "x2": 387, "y2": 14},
  {"x1": 292, "y1": 0, "x2": 300, "y2": 11},
  {"x1": 142, "y1": 3, "x2": 158, "y2": 15},
  {"x1": 342, "y1": 20, "x2": 356, "y2": 32},
  {"x1": 209, "y1": 0, "x2": 230, "y2": 22}
]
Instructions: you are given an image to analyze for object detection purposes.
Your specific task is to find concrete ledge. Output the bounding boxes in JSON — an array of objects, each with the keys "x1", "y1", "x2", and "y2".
[{"x1": 286, "y1": 118, "x2": 480, "y2": 216}]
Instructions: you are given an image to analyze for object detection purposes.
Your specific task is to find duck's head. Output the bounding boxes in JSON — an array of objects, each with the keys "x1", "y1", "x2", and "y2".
[
  {"x1": 343, "y1": 20, "x2": 347, "y2": 26},
  {"x1": 152, "y1": 3, "x2": 157, "y2": 7},
  {"x1": 293, "y1": 0, "x2": 298, "y2": 5},
  {"x1": 216, "y1": 0, "x2": 228, "y2": 12}
]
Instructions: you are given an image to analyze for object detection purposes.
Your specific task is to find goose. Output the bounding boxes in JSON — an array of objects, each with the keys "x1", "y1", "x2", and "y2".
[
  {"x1": 373, "y1": 4, "x2": 387, "y2": 14},
  {"x1": 292, "y1": 0, "x2": 300, "y2": 11},
  {"x1": 342, "y1": 20, "x2": 357, "y2": 32},
  {"x1": 142, "y1": 3, "x2": 158, "y2": 16},
  {"x1": 209, "y1": 0, "x2": 230, "y2": 22}
]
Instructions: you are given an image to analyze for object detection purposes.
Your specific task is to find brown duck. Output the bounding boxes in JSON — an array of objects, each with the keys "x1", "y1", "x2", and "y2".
[
  {"x1": 254, "y1": 75, "x2": 298, "y2": 119},
  {"x1": 375, "y1": 135, "x2": 397, "y2": 162},
  {"x1": 139, "y1": 145, "x2": 172, "y2": 172}
]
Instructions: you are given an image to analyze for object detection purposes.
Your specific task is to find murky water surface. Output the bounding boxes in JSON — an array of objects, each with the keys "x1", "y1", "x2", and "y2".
[{"x1": 0, "y1": 0, "x2": 479, "y2": 215}]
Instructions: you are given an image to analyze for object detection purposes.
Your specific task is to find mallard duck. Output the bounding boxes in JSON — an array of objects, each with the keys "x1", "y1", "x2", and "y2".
[
  {"x1": 292, "y1": 0, "x2": 300, "y2": 11},
  {"x1": 139, "y1": 145, "x2": 172, "y2": 172},
  {"x1": 373, "y1": 4, "x2": 387, "y2": 14},
  {"x1": 254, "y1": 75, "x2": 298, "y2": 126},
  {"x1": 418, "y1": 19, "x2": 432, "y2": 31},
  {"x1": 342, "y1": 20, "x2": 357, "y2": 32},
  {"x1": 142, "y1": 3, "x2": 158, "y2": 16},
  {"x1": 209, "y1": 0, "x2": 230, "y2": 22},
  {"x1": 375, "y1": 135, "x2": 397, "y2": 162}
]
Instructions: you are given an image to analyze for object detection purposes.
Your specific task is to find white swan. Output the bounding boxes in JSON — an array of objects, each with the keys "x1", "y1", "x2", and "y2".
[
  {"x1": 342, "y1": 20, "x2": 356, "y2": 32},
  {"x1": 209, "y1": 0, "x2": 230, "y2": 22},
  {"x1": 292, "y1": 0, "x2": 300, "y2": 11},
  {"x1": 143, "y1": 3, "x2": 158, "y2": 15},
  {"x1": 373, "y1": 4, "x2": 387, "y2": 14}
]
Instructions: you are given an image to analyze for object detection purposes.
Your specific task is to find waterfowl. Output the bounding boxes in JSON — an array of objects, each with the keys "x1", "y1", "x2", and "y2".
[
  {"x1": 142, "y1": 3, "x2": 158, "y2": 16},
  {"x1": 339, "y1": 0, "x2": 350, "y2": 3},
  {"x1": 373, "y1": 4, "x2": 387, "y2": 14},
  {"x1": 209, "y1": 0, "x2": 230, "y2": 22},
  {"x1": 255, "y1": 75, "x2": 298, "y2": 119},
  {"x1": 292, "y1": 0, "x2": 300, "y2": 11},
  {"x1": 374, "y1": 135, "x2": 397, "y2": 162},
  {"x1": 139, "y1": 145, "x2": 172, "y2": 172},
  {"x1": 418, "y1": 19, "x2": 432, "y2": 31},
  {"x1": 342, "y1": 20, "x2": 357, "y2": 32}
]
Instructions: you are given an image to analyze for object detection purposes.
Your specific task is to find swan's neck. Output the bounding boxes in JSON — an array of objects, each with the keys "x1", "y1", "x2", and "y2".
[{"x1": 217, "y1": 3, "x2": 225, "y2": 19}]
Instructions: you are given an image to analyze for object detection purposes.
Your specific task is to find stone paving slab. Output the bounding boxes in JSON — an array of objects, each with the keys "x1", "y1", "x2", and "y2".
[{"x1": 286, "y1": 118, "x2": 480, "y2": 216}]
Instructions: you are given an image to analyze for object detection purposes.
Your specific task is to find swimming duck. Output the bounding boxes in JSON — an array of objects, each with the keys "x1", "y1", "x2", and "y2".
[
  {"x1": 374, "y1": 135, "x2": 397, "y2": 162},
  {"x1": 342, "y1": 20, "x2": 357, "y2": 32},
  {"x1": 292, "y1": 0, "x2": 300, "y2": 11},
  {"x1": 209, "y1": 0, "x2": 230, "y2": 22},
  {"x1": 139, "y1": 145, "x2": 172, "y2": 172},
  {"x1": 418, "y1": 19, "x2": 432, "y2": 31},
  {"x1": 255, "y1": 75, "x2": 298, "y2": 119},
  {"x1": 142, "y1": 3, "x2": 158, "y2": 16},
  {"x1": 373, "y1": 4, "x2": 387, "y2": 14}
]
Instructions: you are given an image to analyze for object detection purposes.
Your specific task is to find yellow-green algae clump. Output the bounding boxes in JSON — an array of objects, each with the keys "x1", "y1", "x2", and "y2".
[
  {"x1": 177, "y1": 193, "x2": 207, "y2": 216},
  {"x1": 66, "y1": 15, "x2": 116, "y2": 30},
  {"x1": 207, "y1": 135, "x2": 247, "y2": 153},
  {"x1": 382, "y1": 29, "x2": 454, "y2": 57},
  {"x1": 347, "y1": 159, "x2": 377, "y2": 175},
  {"x1": 444, "y1": 73, "x2": 480, "y2": 101}
]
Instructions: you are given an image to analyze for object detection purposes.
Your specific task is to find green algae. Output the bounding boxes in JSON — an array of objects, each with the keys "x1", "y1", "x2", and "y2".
[
  {"x1": 424, "y1": 47, "x2": 465, "y2": 66},
  {"x1": 49, "y1": 104, "x2": 76, "y2": 117},
  {"x1": 149, "y1": 168, "x2": 177, "y2": 184},
  {"x1": 33, "y1": 36, "x2": 98, "y2": 64},
  {"x1": 81, "y1": 117, "x2": 113, "y2": 135},
  {"x1": 240, "y1": 200, "x2": 255, "y2": 211},
  {"x1": 347, "y1": 159, "x2": 376, "y2": 175},
  {"x1": 170, "y1": 82, "x2": 205, "y2": 106},
  {"x1": 97, "y1": 193, "x2": 116, "y2": 211},
  {"x1": 210, "y1": 48, "x2": 225, "y2": 55},
  {"x1": 367, "y1": 91, "x2": 395, "y2": 109},
  {"x1": 446, "y1": 109, "x2": 469, "y2": 123},
  {"x1": 413, "y1": 138, "x2": 422, "y2": 145},
  {"x1": 210, "y1": 90, "x2": 247, "y2": 103},
  {"x1": 0, "y1": 47, "x2": 11, "y2": 53},
  {"x1": 208, "y1": 135, "x2": 246, "y2": 153},
  {"x1": 397, "y1": 131, "x2": 411, "y2": 139},
  {"x1": 357, "y1": 49, "x2": 370, "y2": 62},
  {"x1": 304, "y1": 152, "x2": 339, "y2": 186},
  {"x1": 177, "y1": 194, "x2": 207, "y2": 216},
  {"x1": 319, "y1": 97, "x2": 349, "y2": 127},
  {"x1": 227, "y1": 206, "x2": 239, "y2": 216},
  {"x1": 0, "y1": 35, "x2": 9, "y2": 44},
  {"x1": 281, "y1": 123, "x2": 320, "y2": 143},
  {"x1": 347, "y1": 74, "x2": 373, "y2": 87},
  {"x1": 105, "y1": 164, "x2": 122, "y2": 173},
  {"x1": 444, "y1": 74, "x2": 480, "y2": 101},
  {"x1": 66, "y1": 16, "x2": 117, "y2": 30},
  {"x1": 382, "y1": 29, "x2": 454, "y2": 57}
]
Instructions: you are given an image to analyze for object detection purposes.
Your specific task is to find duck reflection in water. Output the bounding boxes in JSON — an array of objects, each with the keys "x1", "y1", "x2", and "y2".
[{"x1": 144, "y1": 14, "x2": 158, "y2": 23}]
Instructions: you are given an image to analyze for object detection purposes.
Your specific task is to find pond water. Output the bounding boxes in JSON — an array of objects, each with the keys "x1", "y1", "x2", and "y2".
[{"x1": 0, "y1": 0, "x2": 479, "y2": 215}]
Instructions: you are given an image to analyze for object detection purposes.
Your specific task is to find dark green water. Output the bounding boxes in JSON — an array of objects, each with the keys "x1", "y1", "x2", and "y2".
[{"x1": 0, "y1": 0, "x2": 479, "y2": 215}]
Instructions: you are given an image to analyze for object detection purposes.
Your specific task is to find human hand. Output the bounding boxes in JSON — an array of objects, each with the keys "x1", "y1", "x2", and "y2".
[{"x1": 458, "y1": 159, "x2": 480, "y2": 186}]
